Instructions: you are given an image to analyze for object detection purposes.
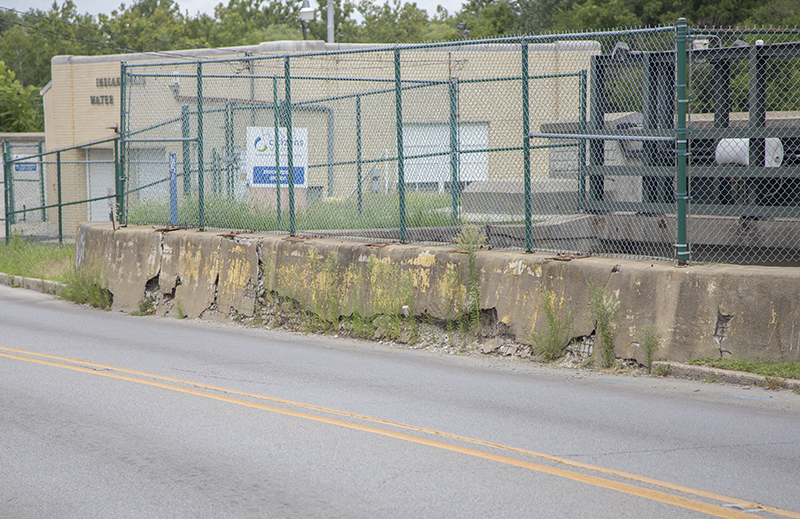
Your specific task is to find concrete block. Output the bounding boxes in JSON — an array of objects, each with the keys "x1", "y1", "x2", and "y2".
[
  {"x1": 77, "y1": 224, "x2": 162, "y2": 312},
  {"x1": 163, "y1": 230, "x2": 220, "y2": 320}
]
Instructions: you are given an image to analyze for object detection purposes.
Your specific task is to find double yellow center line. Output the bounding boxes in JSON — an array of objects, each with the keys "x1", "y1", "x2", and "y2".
[{"x1": 1, "y1": 345, "x2": 796, "y2": 519}]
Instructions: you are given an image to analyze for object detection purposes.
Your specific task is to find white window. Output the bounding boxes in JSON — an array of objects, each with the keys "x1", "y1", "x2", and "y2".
[
  {"x1": 403, "y1": 122, "x2": 488, "y2": 190},
  {"x1": 128, "y1": 148, "x2": 167, "y2": 202}
]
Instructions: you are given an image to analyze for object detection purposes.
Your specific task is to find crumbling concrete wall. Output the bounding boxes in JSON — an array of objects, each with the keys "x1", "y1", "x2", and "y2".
[{"x1": 76, "y1": 222, "x2": 800, "y2": 363}]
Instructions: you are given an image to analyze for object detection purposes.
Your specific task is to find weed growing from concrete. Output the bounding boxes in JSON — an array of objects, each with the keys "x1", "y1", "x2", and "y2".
[
  {"x1": 639, "y1": 325, "x2": 661, "y2": 373},
  {"x1": 60, "y1": 268, "x2": 112, "y2": 310},
  {"x1": 764, "y1": 375, "x2": 785, "y2": 390},
  {"x1": 653, "y1": 363, "x2": 671, "y2": 377},
  {"x1": 588, "y1": 283, "x2": 620, "y2": 368},
  {"x1": 175, "y1": 299, "x2": 186, "y2": 319},
  {"x1": 532, "y1": 291, "x2": 572, "y2": 362},
  {"x1": 131, "y1": 296, "x2": 156, "y2": 316},
  {"x1": 453, "y1": 225, "x2": 486, "y2": 334}
]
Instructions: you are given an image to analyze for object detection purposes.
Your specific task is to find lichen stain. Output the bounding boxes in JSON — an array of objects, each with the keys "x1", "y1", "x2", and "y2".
[
  {"x1": 507, "y1": 260, "x2": 525, "y2": 275},
  {"x1": 409, "y1": 251, "x2": 436, "y2": 268},
  {"x1": 410, "y1": 269, "x2": 430, "y2": 292}
]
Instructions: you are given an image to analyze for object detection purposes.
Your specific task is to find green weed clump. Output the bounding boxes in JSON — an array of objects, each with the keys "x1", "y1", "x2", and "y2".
[
  {"x1": 532, "y1": 291, "x2": 572, "y2": 362},
  {"x1": 131, "y1": 296, "x2": 156, "y2": 316},
  {"x1": 639, "y1": 325, "x2": 662, "y2": 373},
  {"x1": 588, "y1": 283, "x2": 620, "y2": 368},
  {"x1": 59, "y1": 269, "x2": 112, "y2": 310},
  {"x1": 453, "y1": 225, "x2": 486, "y2": 334}
]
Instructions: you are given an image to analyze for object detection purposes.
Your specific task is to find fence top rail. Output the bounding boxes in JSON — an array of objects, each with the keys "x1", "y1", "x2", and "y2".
[
  {"x1": 123, "y1": 26, "x2": 676, "y2": 69},
  {"x1": 129, "y1": 71, "x2": 448, "y2": 85},
  {"x1": 4, "y1": 137, "x2": 119, "y2": 163},
  {"x1": 530, "y1": 132, "x2": 676, "y2": 142}
]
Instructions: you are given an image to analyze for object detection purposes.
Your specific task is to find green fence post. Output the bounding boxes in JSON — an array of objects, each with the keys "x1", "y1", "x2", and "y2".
[
  {"x1": 181, "y1": 105, "x2": 191, "y2": 194},
  {"x1": 284, "y1": 57, "x2": 296, "y2": 236},
  {"x1": 675, "y1": 19, "x2": 690, "y2": 265},
  {"x1": 521, "y1": 40, "x2": 532, "y2": 252},
  {"x1": 356, "y1": 95, "x2": 363, "y2": 215},
  {"x1": 119, "y1": 61, "x2": 127, "y2": 226},
  {"x1": 3, "y1": 143, "x2": 10, "y2": 243},
  {"x1": 197, "y1": 61, "x2": 205, "y2": 230},
  {"x1": 273, "y1": 77, "x2": 282, "y2": 229},
  {"x1": 6, "y1": 141, "x2": 15, "y2": 226},
  {"x1": 57, "y1": 150, "x2": 63, "y2": 244},
  {"x1": 395, "y1": 48, "x2": 407, "y2": 243},
  {"x1": 578, "y1": 70, "x2": 587, "y2": 212},
  {"x1": 225, "y1": 101, "x2": 234, "y2": 198},
  {"x1": 449, "y1": 77, "x2": 459, "y2": 224},
  {"x1": 38, "y1": 140, "x2": 46, "y2": 221},
  {"x1": 115, "y1": 138, "x2": 124, "y2": 225}
]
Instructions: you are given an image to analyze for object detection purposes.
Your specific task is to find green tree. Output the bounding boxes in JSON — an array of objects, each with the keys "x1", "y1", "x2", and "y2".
[
  {"x1": 209, "y1": 0, "x2": 300, "y2": 46},
  {"x1": 356, "y1": 0, "x2": 431, "y2": 43},
  {"x1": 455, "y1": 0, "x2": 520, "y2": 39},
  {"x1": 99, "y1": 0, "x2": 205, "y2": 51},
  {"x1": 516, "y1": 0, "x2": 574, "y2": 34},
  {"x1": 306, "y1": 0, "x2": 363, "y2": 43},
  {"x1": 0, "y1": 61, "x2": 43, "y2": 132}
]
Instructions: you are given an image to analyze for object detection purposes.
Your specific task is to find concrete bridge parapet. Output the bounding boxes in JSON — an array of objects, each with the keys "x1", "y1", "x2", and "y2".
[{"x1": 76, "y1": 222, "x2": 800, "y2": 364}]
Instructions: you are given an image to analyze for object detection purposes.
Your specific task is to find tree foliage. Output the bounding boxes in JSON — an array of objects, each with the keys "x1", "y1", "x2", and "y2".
[
  {"x1": 0, "y1": 0, "x2": 794, "y2": 131},
  {"x1": 0, "y1": 61, "x2": 43, "y2": 132}
]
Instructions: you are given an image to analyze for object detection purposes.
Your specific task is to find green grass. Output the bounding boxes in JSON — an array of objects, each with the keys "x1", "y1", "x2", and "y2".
[
  {"x1": 125, "y1": 192, "x2": 455, "y2": 231},
  {"x1": 688, "y1": 358, "x2": 800, "y2": 380},
  {"x1": 0, "y1": 233, "x2": 111, "y2": 310},
  {"x1": 0, "y1": 233, "x2": 75, "y2": 282}
]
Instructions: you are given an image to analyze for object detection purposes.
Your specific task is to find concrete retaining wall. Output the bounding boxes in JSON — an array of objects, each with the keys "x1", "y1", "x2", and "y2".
[{"x1": 76, "y1": 222, "x2": 800, "y2": 363}]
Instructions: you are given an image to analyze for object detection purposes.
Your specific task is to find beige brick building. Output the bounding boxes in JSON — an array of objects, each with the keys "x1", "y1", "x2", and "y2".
[{"x1": 43, "y1": 39, "x2": 598, "y2": 234}]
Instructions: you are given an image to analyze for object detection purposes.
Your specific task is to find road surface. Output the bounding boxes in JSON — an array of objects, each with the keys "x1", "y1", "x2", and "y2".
[{"x1": 1, "y1": 285, "x2": 799, "y2": 518}]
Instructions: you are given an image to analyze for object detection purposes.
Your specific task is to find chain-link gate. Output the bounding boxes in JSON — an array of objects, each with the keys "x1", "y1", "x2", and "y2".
[
  {"x1": 3, "y1": 138, "x2": 120, "y2": 244},
  {"x1": 111, "y1": 22, "x2": 800, "y2": 265}
]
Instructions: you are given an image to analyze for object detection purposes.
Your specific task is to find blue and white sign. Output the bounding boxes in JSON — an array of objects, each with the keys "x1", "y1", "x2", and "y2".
[
  {"x1": 245, "y1": 127, "x2": 308, "y2": 188},
  {"x1": 13, "y1": 155, "x2": 37, "y2": 173}
]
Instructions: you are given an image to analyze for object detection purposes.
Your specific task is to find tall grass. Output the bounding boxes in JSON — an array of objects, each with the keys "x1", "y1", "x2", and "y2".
[
  {"x1": 0, "y1": 234, "x2": 74, "y2": 282},
  {"x1": 125, "y1": 192, "x2": 455, "y2": 231},
  {"x1": 59, "y1": 268, "x2": 113, "y2": 310}
]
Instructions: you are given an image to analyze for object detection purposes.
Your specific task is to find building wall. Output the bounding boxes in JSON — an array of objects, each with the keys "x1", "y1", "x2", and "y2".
[{"x1": 43, "y1": 40, "x2": 599, "y2": 234}]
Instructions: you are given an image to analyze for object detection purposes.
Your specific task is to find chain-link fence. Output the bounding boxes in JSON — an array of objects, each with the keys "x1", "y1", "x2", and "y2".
[
  {"x1": 687, "y1": 28, "x2": 800, "y2": 265},
  {"x1": 2, "y1": 140, "x2": 47, "y2": 239},
  {"x1": 3, "y1": 138, "x2": 120, "y2": 243},
  {"x1": 9, "y1": 21, "x2": 800, "y2": 264}
]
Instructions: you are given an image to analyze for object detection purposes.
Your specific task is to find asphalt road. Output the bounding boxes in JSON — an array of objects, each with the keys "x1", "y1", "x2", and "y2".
[{"x1": 2, "y1": 284, "x2": 800, "y2": 518}]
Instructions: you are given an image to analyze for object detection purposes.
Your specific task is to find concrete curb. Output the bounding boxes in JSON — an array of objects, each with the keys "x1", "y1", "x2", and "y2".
[
  {"x1": 652, "y1": 361, "x2": 800, "y2": 391},
  {"x1": 0, "y1": 272, "x2": 65, "y2": 295}
]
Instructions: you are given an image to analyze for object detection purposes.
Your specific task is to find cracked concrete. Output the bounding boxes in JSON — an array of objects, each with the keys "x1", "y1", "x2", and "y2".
[{"x1": 75, "y1": 222, "x2": 800, "y2": 364}]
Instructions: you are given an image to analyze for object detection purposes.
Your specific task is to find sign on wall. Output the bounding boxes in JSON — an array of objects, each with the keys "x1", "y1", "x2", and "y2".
[
  {"x1": 245, "y1": 127, "x2": 308, "y2": 188},
  {"x1": 13, "y1": 155, "x2": 38, "y2": 173}
]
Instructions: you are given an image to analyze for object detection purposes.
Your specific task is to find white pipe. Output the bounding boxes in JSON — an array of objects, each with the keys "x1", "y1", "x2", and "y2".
[{"x1": 327, "y1": 0, "x2": 334, "y2": 44}]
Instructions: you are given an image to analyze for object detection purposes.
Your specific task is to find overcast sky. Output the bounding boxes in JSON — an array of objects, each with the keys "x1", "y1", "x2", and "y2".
[{"x1": 3, "y1": 0, "x2": 463, "y2": 22}]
